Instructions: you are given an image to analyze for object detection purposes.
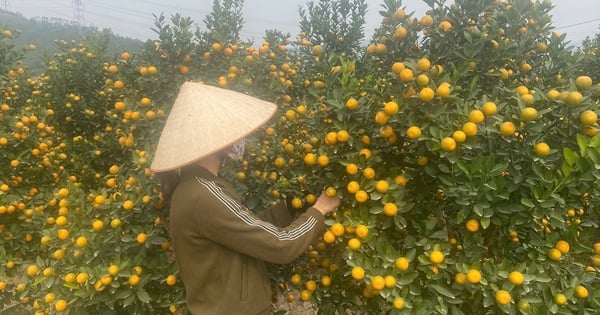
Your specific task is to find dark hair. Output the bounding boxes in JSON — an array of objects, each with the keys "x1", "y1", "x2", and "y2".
[{"x1": 155, "y1": 170, "x2": 180, "y2": 201}]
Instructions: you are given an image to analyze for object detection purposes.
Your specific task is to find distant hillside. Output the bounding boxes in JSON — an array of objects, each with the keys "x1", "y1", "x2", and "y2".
[{"x1": 0, "y1": 9, "x2": 145, "y2": 73}]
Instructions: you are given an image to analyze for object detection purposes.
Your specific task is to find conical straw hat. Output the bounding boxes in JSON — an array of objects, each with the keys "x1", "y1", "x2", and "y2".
[{"x1": 151, "y1": 82, "x2": 277, "y2": 172}]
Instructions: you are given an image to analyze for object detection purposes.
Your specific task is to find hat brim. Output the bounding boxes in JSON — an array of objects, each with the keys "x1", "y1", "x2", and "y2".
[{"x1": 150, "y1": 82, "x2": 278, "y2": 172}]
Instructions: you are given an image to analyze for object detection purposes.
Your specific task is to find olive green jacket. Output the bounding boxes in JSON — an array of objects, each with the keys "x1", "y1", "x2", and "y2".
[{"x1": 169, "y1": 165, "x2": 325, "y2": 315}]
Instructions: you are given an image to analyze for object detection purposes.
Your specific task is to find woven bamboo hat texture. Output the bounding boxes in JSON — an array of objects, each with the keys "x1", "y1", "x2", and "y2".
[{"x1": 150, "y1": 82, "x2": 277, "y2": 172}]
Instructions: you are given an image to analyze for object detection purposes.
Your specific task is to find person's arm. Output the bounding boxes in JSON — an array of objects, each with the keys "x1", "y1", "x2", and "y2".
[
  {"x1": 255, "y1": 202, "x2": 294, "y2": 227},
  {"x1": 194, "y1": 178, "x2": 339, "y2": 264}
]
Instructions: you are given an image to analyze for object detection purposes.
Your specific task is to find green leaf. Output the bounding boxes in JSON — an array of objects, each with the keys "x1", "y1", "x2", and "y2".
[
  {"x1": 135, "y1": 289, "x2": 151, "y2": 303},
  {"x1": 430, "y1": 283, "x2": 456, "y2": 298},
  {"x1": 396, "y1": 271, "x2": 418, "y2": 285},
  {"x1": 489, "y1": 162, "x2": 509, "y2": 177},
  {"x1": 563, "y1": 147, "x2": 578, "y2": 165},
  {"x1": 577, "y1": 133, "x2": 587, "y2": 155}
]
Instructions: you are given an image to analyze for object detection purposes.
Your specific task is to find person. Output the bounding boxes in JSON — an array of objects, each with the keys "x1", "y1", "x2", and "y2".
[{"x1": 151, "y1": 82, "x2": 340, "y2": 315}]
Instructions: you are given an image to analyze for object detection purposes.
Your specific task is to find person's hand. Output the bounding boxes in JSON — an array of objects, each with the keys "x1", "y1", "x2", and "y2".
[{"x1": 312, "y1": 193, "x2": 341, "y2": 216}]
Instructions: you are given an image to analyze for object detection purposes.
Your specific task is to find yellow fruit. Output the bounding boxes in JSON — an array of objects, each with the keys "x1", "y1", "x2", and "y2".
[
  {"x1": 416, "y1": 74, "x2": 430, "y2": 86},
  {"x1": 110, "y1": 218, "x2": 122, "y2": 229},
  {"x1": 92, "y1": 219, "x2": 104, "y2": 231},
  {"x1": 468, "y1": 109, "x2": 485, "y2": 124},
  {"x1": 555, "y1": 240, "x2": 570, "y2": 254},
  {"x1": 136, "y1": 233, "x2": 147, "y2": 244},
  {"x1": 508, "y1": 271, "x2": 524, "y2": 285},
  {"x1": 500, "y1": 121, "x2": 516, "y2": 136},
  {"x1": 75, "y1": 236, "x2": 88, "y2": 248},
  {"x1": 466, "y1": 269, "x2": 481, "y2": 284},
  {"x1": 347, "y1": 181, "x2": 360, "y2": 194},
  {"x1": 419, "y1": 87, "x2": 435, "y2": 102},
  {"x1": 303, "y1": 280, "x2": 317, "y2": 292},
  {"x1": 323, "y1": 231, "x2": 335, "y2": 244},
  {"x1": 355, "y1": 190, "x2": 369, "y2": 203},
  {"x1": 496, "y1": 290, "x2": 512, "y2": 305},
  {"x1": 554, "y1": 293, "x2": 567, "y2": 306},
  {"x1": 393, "y1": 297, "x2": 405, "y2": 309},
  {"x1": 355, "y1": 225, "x2": 369, "y2": 238},
  {"x1": 439, "y1": 21, "x2": 452, "y2": 32},
  {"x1": 515, "y1": 85, "x2": 529, "y2": 96},
  {"x1": 290, "y1": 274, "x2": 302, "y2": 285},
  {"x1": 546, "y1": 89, "x2": 560, "y2": 100},
  {"x1": 325, "y1": 224, "x2": 343, "y2": 238},
  {"x1": 391, "y1": 62, "x2": 405, "y2": 74},
  {"x1": 384, "y1": 275, "x2": 396, "y2": 288},
  {"x1": 64, "y1": 273, "x2": 76, "y2": 284},
  {"x1": 394, "y1": 175, "x2": 407, "y2": 186},
  {"x1": 417, "y1": 58, "x2": 431, "y2": 71},
  {"x1": 455, "y1": 272, "x2": 466, "y2": 285},
  {"x1": 394, "y1": 26, "x2": 408, "y2": 40},
  {"x1": 375, "y1": 180, "x2": 389, "y2": 193},
  {"x1": 521, "y1": 94, "x2": 535, "y2": 105},
  {"x1": 481, "y1": 102, "x2": 497, "y2": 116},
  {"x1": 55, "y1": 299, "x2": 68, "y2": 312},
  {"x1": 128, "y1": 274, "x2": 140, "y2": 286},
  {"x1": 325, "y1": 187, "x2": 337, "y2": 197},
  {"x1": 452, "y1": 130, "x2": 467, "y2": 143},
  {"x1": 548, "y1": 248, "x2": 562, "y2": 261},
  {"x1": 346, "y1": 163, "x2": 358, "y2": 175},
  {"x1": 465, "y1": 219, "x2": 480, "y2": 232},
  {"x1": 440, "y1": 137, "x2": 456, "y2": 152},
  {"x1": 375, "y1": 111, "x2": 389, "y2": 125},
  {"x1": 109, "y1": 165, "x2": 120, "y2": 174},
  {"x1": 122, "y1": 200, "x2": 134, "y2": 211},
  {"x1": 370, "y1": 275, "x2": 385, "y2": 290},
  {"x1": 337, "y1": 130, "x2": 350, "y2": 142},
  {"x1": 351, "y1": 266, "x2": 365, "y2": 280},
  {"x1": 348, "y1": 238, "x2": 361, "y2": 251},
  {"x1": 27, "y1": 264, "x2": 39, "y2": 277},
  {"x1": 566, "y1": 91, "x2": 583, "y2": 106},
  {"x1": 317, "y1": 155, "x2": 329, "y2": 167},
  {"x1": 436, "y1": 84, "x2": 451, "y2": 97},
  {"x1": 575, "y1": 75, "x2": 593, "y2": 90},
  {"x1": 383, "y1": 203, "x2": 398, "y2": 216},
  {"x1": 574, "y1": 285, "x2": 589, "y2": 299},
  {"x1": 521, "y1": 107, "x2": 538, "y2": 121},
  {"x1": 57, "y1": 229, "x2": 69, "y2": 240},
  {"x1": 407, "y1": 126, "x2": 422, "y2": 140},
  {"x1": 463, "y1": 122, "x2": 478, "y2": 137},
  {"x1": 580, "y1": 110, "x2": 597, "y2": 126},
  {"x1": 384, "y1": 101, "x2": 399, "y2": 115},
  {"x1": 300, "y1": 289, "x2": 311, "y2": 301},
  {"x1": 108, "y1": 264, "x2": 120, "y2": 276},
  {"x1": 594, "y1": 243, "x2": 600, "y2": 255},
  {"x1": 429, "y1": 250, "x2": 444, "y2": 264},
  {"x1": 57, "y1": 188, "x2": 69, "y2": 198},
  {"x1": 399, "y1": 69, "x2": 414, "y2": 82},
  {"x1": 420, "y1": 15, "x2": 434, "y2": 27},
  {"x1": 362, "y1": 167, "x2": 375, "y2": 179},
  {"x1": 166, "y1": 274, "x2": 177, "y2": 286},
  {"x1": 76, "y1": 272, "x2": 89, "y2": 284},
  {"x1": 395, "y1": 257, "x2": 410, "y2": 271},
  {"x1": 534, "y1": 142, "x2": 550, "y2": 157},
  {"x1": 346, "y1": 98, "x2": 359, "y2": 110}
]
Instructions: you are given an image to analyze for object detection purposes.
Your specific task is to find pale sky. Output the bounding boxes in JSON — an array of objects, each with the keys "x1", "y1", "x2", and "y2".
[{"x1": 4, "y1": 0, "x2": 600, "y2": 46}]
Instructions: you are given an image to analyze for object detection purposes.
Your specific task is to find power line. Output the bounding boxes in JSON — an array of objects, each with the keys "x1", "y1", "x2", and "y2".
[{"x1": 555, "y1": 17, "x2": 600, "y2": 30}]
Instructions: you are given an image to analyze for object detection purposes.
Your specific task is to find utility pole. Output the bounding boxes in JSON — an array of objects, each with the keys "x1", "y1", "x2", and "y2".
[
  {"x1": 72, "y1": 0, "x2": 84, "y2": 24},
  {"x1": 1, "y1": 0, "x2": 9, "y2": 10}
]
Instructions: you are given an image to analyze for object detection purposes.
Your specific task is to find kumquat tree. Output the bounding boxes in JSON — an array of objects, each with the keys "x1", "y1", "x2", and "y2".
[{"x1": 1, "y1": 0, "x2": 599, "y2": 314}]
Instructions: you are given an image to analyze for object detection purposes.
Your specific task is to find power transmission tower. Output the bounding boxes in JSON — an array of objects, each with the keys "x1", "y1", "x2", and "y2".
[{"x1": 72, "y1": 0, "x2": 84, "y2": 24}]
